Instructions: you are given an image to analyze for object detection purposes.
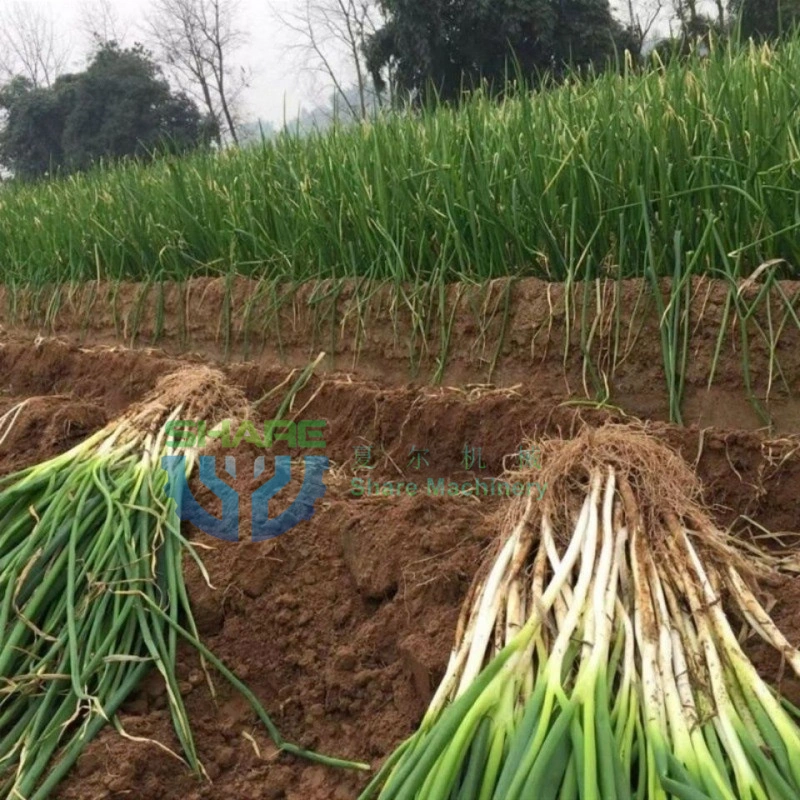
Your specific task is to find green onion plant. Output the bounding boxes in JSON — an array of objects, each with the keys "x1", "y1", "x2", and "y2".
[
  {"x1": 360, "y1": 426, "x2": 800, "y2": 799},
  {"x1": 0, "y1": 368, "x2": 367, "y2": 799}
]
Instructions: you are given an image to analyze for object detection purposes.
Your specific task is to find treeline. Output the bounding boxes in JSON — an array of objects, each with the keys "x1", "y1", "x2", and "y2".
[
  {"x1": 0, "y1": 44, "x2": 216, "y2": 181},
  {"x1": 363, "y1": 0, "x2": 800, "y2": 102},
  {"x1": 0, "y1": 0, "x2": 798, "y2": 181}
]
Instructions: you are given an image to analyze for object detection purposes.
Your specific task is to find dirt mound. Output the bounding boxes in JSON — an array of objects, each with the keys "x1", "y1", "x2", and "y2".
[
  {"x1": 0, "y1": 339, "x2": 799, "y2": 800},
  {"x1": 0, "y1": 395, "x2": 108, "y2": 473}
]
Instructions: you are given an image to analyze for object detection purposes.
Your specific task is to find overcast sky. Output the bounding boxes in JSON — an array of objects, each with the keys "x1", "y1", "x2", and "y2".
[
  {"x1": 10, "y1": 0, "x2": 697, "y2": 126},
  {"x1": 11, "y1": 0, "x2": 344, "y2": 125}
]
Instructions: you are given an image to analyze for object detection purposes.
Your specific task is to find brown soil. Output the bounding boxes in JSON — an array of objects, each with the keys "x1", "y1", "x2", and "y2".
[
  {"x1": 3, "y1": 276, "x2": 800, "y2": 432},
  {"x1": 1, "y1": 334, "x2": 800, "y2": 800}
]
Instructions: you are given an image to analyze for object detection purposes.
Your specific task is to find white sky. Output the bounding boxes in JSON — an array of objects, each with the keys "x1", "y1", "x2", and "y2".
[
  {"x1": 7, "y1": 0, "x2": 707, "y2": 125},
  {"x1": 7, "y1": 0, "x2": 339, "y2": 124}
]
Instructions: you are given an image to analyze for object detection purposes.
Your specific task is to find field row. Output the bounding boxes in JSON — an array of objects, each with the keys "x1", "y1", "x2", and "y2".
[
  {"x1": 3, "y1": 275, "x2": 800, "y2": 428},
  {"x1": 0, "y1": 40, "x2": 799, "y2": 288}
]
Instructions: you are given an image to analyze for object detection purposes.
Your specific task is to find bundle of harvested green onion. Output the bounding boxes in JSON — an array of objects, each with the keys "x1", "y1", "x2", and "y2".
[
  {"x1": 361, "y1": 426, "x2": 800, "y2": 800},
  {"x1": 0, "y1": 368, "x2": 365, "y2": 799}
]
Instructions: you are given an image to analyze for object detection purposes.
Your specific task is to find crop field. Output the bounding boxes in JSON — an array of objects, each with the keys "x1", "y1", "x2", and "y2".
[{"x1": 1, "y1": 34, "x2": 800, "y2": 800}]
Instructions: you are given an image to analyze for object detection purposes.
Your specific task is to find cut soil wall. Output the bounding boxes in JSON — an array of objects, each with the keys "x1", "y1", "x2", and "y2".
[{"x1": 3, "y1": 276, "x2": 800, "y2": 432}]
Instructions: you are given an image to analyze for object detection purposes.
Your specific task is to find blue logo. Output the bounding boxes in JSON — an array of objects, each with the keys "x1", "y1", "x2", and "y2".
[{"x1": 161, "y1": 455, "x2": 329, "y2": 542}]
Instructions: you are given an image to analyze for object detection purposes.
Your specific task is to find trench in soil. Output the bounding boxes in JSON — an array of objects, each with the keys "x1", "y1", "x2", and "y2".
[
  {"x1": 4, "y1": 276, "x2": 800, "y2": 432},
  {"x1": 1, "y1": 281, "x2": 800, "y2": 799}
]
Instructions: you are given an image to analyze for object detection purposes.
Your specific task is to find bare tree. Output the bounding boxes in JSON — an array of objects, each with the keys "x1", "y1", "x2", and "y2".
[
  {"x1": 672, "y1": 0, "x2": 699, "y2": 31},
  {"x1": 79, "y1": 0, "x2": 130, "y2": 48},
  {"x1": 146, "y1": 0, "x2": 248, "y2": 145},
  {"x1": 622, "y1": 0, "x2": 667, "y2": 51},
  {"x1": 0, "y1": 2, "x2": 71, "y2": 87},
  {"x1": 276, "y1": 0, "x2": 385, "y2": 121}
]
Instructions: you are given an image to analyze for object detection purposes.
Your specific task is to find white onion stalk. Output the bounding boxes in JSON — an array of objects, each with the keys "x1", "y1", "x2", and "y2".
[
  {"x1": 726, "y1": 565, "x2": 800, "y2": 678},
  {"x1": 362, "y1": 431, "x2": 800, "y2": 800}
]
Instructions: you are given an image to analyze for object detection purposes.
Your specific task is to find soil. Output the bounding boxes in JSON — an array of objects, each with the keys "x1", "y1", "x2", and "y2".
[
  {"x1": 1, "y1": 288, "x2": 800, "y2": 800},
  {"x1": 3, "y1": 276, "x2": 800, "y2": 433}
]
